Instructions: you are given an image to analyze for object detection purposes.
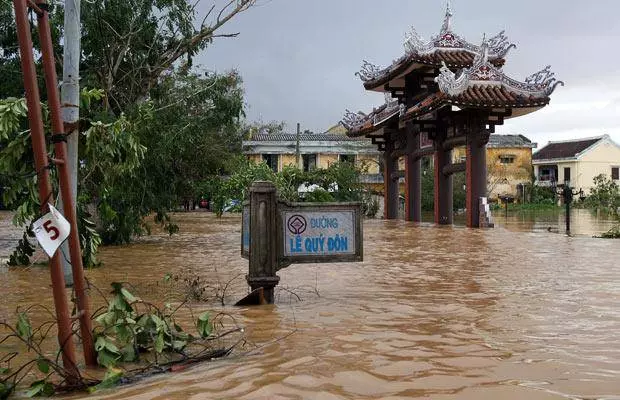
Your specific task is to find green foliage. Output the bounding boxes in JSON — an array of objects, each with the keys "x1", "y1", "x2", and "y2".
[
  {"x1": 529, "y1": 184, "x2": 556, "y2": 204},
  {"x1": 15, "y1": 313, "x2": 32, "y2": 343},
  {"x1": 87, "y1": 368, "x2": 123, "y2": 394},
  {"x1": 420, "y1": 166, "x2": 465, "y2": 211},
  {"x1": 196, "y1": 313, "x2": 213, "y2": 339},
  {"x1": 25, "y1": 380, "x2": 54, "y2": 398},
  {"x1": 207, "y1": 159, "x2": 375, "y2": 216},
  {"x1": 7, "y1": 229, "x2": 36, "y2": 267},
  {"x1": 584, "y1": 174, "x2": 620, "y2": 214},
  {"x1": 2, "y1": 0, "x2": 255, "y2": 253},
  {"x1": 93, "y1": 282, "x2": 212, "y2": 368},
  {"x1": 305, "y1": 189, "x2": 334, "y2": 203}
]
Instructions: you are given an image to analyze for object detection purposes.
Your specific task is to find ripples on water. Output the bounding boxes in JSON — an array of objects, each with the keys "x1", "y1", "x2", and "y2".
[{"x1": 1, "y1": 211, "x2": 619, "y2": 399}]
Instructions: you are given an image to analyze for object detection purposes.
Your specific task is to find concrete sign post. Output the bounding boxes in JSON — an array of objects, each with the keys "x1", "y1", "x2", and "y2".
[
  {"x1": 243, "y1": 181, "x2": 363, "y2": 304},
  {"x1": 247, "y1": 181, "x2": 280, "y2": 303}
]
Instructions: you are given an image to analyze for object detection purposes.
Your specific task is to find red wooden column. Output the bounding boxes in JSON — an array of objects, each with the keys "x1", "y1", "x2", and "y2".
[
  {"x1": 434, "y1": 142, "x2": 453, "y2": 225},
  {"x1": 466, "y1": 130, "x2": 488, "y2": 228},
  {"x1": 383, "y1": 138, "x2": 399, "y2": 220},
  {"x1": 405, "y1": 125, "x2": 421, "y2": 222}
]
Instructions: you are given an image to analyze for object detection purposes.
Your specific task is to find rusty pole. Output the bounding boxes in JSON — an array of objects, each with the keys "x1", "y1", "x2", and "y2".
[
  {"x1": 34, "y1": 0, "x2": 96, "y2": 366},
  {"x1": 12, "y1": 0, "x2": 78, "y2": 374}
]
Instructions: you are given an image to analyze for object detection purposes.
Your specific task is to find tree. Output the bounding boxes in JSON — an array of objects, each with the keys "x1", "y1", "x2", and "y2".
[
  {"x1": 79, "y1": 0, "x2": 255, "y2": 113},
  {"x1": 2, "y1": 0, "x2": 256, "y2": 254}
]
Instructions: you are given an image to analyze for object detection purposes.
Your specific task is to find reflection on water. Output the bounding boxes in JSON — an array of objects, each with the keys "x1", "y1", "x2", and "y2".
[{"x1": 1, "y1": 211, "x2": 619, "y2": 399}]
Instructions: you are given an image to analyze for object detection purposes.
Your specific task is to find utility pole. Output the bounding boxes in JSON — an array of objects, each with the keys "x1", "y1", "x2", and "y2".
[
  {"x1": 57, "y1": 0, "x2": 80, "y2": 287},
  {"x1": 12, "y1": 0, "x2": 78, "y2": 377},
  {"x1": 34, "y1": 0, "x2": 97, "y2": 366},
  {"x1": 296, "y1": 122, "x2": 301, "y2": 169}
]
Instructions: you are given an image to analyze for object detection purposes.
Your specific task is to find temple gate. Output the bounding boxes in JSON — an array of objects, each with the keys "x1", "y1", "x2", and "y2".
[{"x1": 342, "y1": 3, "x2": 563, "y2": 227}]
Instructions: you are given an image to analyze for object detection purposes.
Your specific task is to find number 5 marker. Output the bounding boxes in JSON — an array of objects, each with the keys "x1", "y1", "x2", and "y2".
[{"x1": 33, "y1": 204, "x2": 71, "y2": 257}]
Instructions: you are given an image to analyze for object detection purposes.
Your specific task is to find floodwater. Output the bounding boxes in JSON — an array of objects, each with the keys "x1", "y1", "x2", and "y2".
[{"x1": 1, "y1": 210, "x2": 619, "y2": 399}]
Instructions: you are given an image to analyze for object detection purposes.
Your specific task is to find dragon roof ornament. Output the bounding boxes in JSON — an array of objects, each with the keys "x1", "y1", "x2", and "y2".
[
  {"x1": 435, "y1": 37, "x2": 564, "y2": 98},
  {"x1": 402, "y1": 2, "x2": 516, "y2": 58},
  {"x1": 355, "y1": 60, "x2": 386, "y2": 82},
  {"x1": 341, "y1": 109, "x2": 368, "y2": 130}
]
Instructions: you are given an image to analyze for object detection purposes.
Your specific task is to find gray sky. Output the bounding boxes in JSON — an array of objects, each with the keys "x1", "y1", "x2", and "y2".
[{"x1": 198, "y1": 0, "x2": 620, "y2": 148}]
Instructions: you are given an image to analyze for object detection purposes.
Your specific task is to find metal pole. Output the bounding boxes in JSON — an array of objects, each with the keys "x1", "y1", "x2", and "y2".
[
  {"x1": 296, "y1": 123, "x2": 301, "y2": 169},
  {"x1": 35, "y1": 0, "x2": 96, "y2": 366},
  {"x1": 12, "y1": 0, "x2": 78, "y2": 375},
  {"x1": 566, "y1": 201, "x2": 570, "y2": 233},
  {"x1": 57, "y1": 0, "x2": 81, "y2": 287}
]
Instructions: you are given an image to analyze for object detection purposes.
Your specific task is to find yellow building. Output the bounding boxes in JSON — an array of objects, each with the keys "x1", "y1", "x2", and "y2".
[
  {"x1": 452, "y1": 134, "x2": 537, "y2": 199},
  {"x1": 533, "y1": 135, "x2": 620, "y2": 192},
  {"x1": 242, "y1": 126, "x2": 381, "y2": 177}
]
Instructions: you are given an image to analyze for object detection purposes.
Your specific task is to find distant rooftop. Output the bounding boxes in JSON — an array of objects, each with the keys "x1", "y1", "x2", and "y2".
[
  {"x1": 248, "y1": 133, "x2": 366, "y2": 142},
  {"x1": 488, "y1": 134, "x2": 536, "y2": 148},
  {"x1": 533, "y1": 136, "x2": 606, "y2": 161}
]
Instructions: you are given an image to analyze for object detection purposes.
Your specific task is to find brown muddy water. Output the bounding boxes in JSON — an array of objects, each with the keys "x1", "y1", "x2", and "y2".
[{"x1": 1, "y1": 210, "x2": 619, "y2": 399}]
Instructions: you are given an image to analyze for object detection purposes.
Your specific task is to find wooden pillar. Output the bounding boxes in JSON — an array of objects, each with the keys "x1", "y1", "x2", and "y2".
[
  {"x1": 384, "y1": 139, "x2": 399, "y2": 220},
  {"x1": 248, "y1": 181, "x2": 280, "y2": 303},
  {"x1": 405, "y1": 125, "x2": 421, "y2": 222},
  {"x1": 434, "y1": 143, "x2": 453, "y2": 225},
  {"x1": 466, "y1": 128, "x2": 488, "y2": 228}
]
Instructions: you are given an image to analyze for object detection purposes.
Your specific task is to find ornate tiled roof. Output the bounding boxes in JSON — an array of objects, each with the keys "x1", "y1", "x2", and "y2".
[
  {"x1": 403, "y1": 40, "x2": 563, "y2": 120},
  {"x1": 357, "y1": 2, "x2": 515, "y2": 90},
  {"x1": 341, "y1": 93, "x2": 403, "y2": 137}
]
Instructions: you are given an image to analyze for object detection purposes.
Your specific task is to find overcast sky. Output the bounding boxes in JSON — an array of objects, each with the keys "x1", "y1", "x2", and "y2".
[{"x1": 198, "y1": 0, "x2": 620, "y2": 148}]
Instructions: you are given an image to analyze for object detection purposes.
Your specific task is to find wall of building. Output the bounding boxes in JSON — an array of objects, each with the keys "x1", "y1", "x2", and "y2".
[
  {"x1": 318, "y1": 154, "x2": 338, "y2": 169},
  {"x1": 486, "y1": 147, "x2": 533, "y2": 198},
  {"x1": 357, "y1": 155, "x2": 381, "y2": 174},
  {"x1": 576, "y1": 141, "x2": 620, "y2": 190},
  {"x1": 453, "y1": 146, "x2": 533, "y2": 199},
  {"x1": 280, "y1": 154, "x2": 297, "y2": 171},
  {"x1": 247, "y1": 154, "x2": 263, "y2": 164}
]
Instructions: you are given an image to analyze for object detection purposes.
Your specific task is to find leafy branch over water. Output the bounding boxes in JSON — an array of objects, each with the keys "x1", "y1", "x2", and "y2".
[{"x1": 0, "y1": 282, "x2": 244, "y2": 398}]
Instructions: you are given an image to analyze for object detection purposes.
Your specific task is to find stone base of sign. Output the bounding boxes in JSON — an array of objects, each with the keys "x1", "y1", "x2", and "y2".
[
  {"x1": 246, "y1": 276, "x2": 280, "y2": 304},
  {"x1": 235, "y1": 287, "x2": 268, "y2": 306}
]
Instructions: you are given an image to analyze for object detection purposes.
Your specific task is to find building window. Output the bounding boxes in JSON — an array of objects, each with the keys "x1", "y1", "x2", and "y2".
[
  {"x1": 564, "y1": 167, "x2": 571, "y2": 183},
  {"x1": 302, "y1": 154, "x2": 317, "y2": 172},
  {"x1": 539, "y1": 166, "x2": 557, "y2": 182},
  {"x1": 262, "y1": 154, "x2": 278, "y2": 172},
  {"x1": 612, "y1": 167, "x2": 619, "y2": 181},
  {"x1": 499, "y1": 155, "x2": 515, "y2": 164},
  {"x1": 339, "y1": 154, "x2": 355, "y2": 164}
]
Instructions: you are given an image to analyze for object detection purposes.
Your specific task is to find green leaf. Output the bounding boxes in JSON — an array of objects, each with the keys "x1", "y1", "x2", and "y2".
[
  {"x1": 0, "y1": 367, "x2": 9, "y2": 374},
  {"x1": 25, "y1": 380, "x2": 54, "y2": 397},
  {"x1": 120, "y1": 288, "x2": 137, "y2": 303},
  {"x1": 154, "y1": 332, "x2": 165, "y2": 353},
  {"x1": 36, "y1": 358, "x2": 49, "y2": 374},
  {"x1": 87, "y1": 367, "x2": 123, "y2": 393},
  {"x1": 16, "y1": 312, "x2": 32, "y2": 341},
  {"x1": 97, "y1": 348, "x2": 121, "y2": 368},
  {"x1": 197, "y1": 312, "x2": 212, "y2": 338},
  {"x1": 120, "y1": 345, "x2": 137, "y2": 362},
  {"x1": 95, "y1": 335, "x2": 107, "y2": 352},
  {"x1": 172, "y1": 340, "x2": 187, "y2": 351}
]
